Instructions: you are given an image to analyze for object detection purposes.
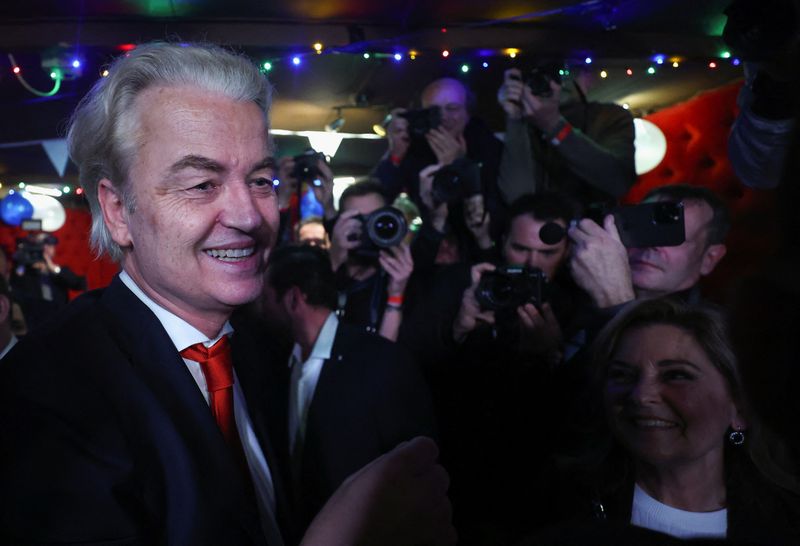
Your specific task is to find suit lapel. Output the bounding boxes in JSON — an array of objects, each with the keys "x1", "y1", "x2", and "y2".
[{"x1": 99, "y1": 276, "x2": 265, "y2": 544}]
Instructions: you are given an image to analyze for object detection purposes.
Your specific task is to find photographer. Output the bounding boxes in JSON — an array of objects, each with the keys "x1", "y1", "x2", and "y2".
[
  {"x1": 406, "y1": 192, "x2": 585, "y2": 544},
  {"x1": 275, "y1": 150, "x2": 337, "y2": 245},
  {"x1": 328, "y1": 181, "x2": 415, "y2": 342},
  {"x1": 497, "y1": 64, "x2": 635, "y2": 210},
  {"x1": 372, "y1": 78, "x2": 506, "y2": 266},
  {"x1": 11, "y1": 234, "x2": 86, "y2": 331}
]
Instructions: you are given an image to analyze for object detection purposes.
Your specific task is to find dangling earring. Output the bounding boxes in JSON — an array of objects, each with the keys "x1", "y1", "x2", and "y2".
[{"x1": 729, "y1": 429, "x2": 745, "y2": 446}]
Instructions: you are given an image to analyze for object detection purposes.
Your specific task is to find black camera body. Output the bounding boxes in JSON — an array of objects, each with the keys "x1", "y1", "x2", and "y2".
[
  {"x1": 475, "y1": 265, "x2": 548, "y2": 312},
  {"x1": 291, "y1": 149, "x2": 326, "y2": 183},
  {"x1": 399, "y1": 107, "x2": 441, "y2": 138},
  {"x1": 348, "y1": 206, "x2": 409, "y2": 257},
  {"x1": 525, "y1": 63, "x2": 563, "y2": 97},
  {"x1": 13, "y1": 240, "x2": 45, "y2": 268},
  {"x1": 431, "y1": 158, "x2": 482, "y2": 206}
]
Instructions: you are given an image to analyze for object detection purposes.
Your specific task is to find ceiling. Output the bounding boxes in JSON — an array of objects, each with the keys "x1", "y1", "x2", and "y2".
[{"x1": 0, "y1": 0, "x2": 742, "y2": 184}]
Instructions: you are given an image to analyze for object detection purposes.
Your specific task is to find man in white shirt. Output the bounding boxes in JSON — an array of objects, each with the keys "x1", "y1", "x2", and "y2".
[
  {"x1": 261, "y1": 244, "x2": 436, "y2": 537},
  {"x1": 0, "y1": 42, "x2": 453, "y2": 546}
]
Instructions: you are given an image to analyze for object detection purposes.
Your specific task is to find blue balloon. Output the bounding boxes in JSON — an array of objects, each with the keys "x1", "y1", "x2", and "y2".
[{"x1": 0, "y1": 192, "x2": 34, "y2": 226}]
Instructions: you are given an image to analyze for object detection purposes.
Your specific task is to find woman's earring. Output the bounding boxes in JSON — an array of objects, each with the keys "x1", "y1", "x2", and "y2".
[{"x1": 729, "y1": 429, "x2": 745, "y2": 446}]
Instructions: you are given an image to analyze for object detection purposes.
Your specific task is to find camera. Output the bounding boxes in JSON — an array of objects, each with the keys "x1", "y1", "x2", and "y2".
[
  {"x1": 613, "y1": 201, "x2": 685, "y2": 248},
  {"x1": 348, "y1": 206, "x2": 409, "y2": 257},
  {"x1": 13, "y1": 233, "x2": 57, "y2": 268},
  {"x1": 398, "y1": 107, "x2": 441, "y2": 138},
  {"x1": 475, "y1": 265, "x2": 548, "y2": 312},
  {"x1": 291, "y1": 149, "x2": 326, "y2": 183},
  {"x1": 509, "y1": 62, "x2": 563, "y2": 97},
  {"x1": 536, "y1": 202, "x2": 686, "y2": 248},
  {"x1": 431, "y1": 158, "x2": 482, "y2": 206}
]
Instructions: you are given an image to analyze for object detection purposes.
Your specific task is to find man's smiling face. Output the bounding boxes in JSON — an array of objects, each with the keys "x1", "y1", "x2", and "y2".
[{"x1": 106, "y1": 85, "x2": 278, "y2": 331}]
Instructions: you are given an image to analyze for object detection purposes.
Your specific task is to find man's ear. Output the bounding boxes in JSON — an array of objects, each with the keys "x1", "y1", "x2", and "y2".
[
  {"x1": 97, "y1": 179, "x2": 132, "y2": 248},
  {"x1": 0, "y1": 295, "x2": 10, "y2": 325},
  {"x1": 286, "y1": 285, "x2": 308, "y2": 313},
  {"x1": 700, "y1": 243, "x2": 727, "y2": 276}
]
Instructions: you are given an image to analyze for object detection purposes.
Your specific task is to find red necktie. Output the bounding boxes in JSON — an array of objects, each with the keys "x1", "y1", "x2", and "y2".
[{"x1": 181, "y1": 337, "x2": 248, "y2": 466}]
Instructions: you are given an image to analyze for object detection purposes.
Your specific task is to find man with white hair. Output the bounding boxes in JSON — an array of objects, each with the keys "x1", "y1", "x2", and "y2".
[{"x1": 0, "y1": 42, "x2": 454, "y2": 546}]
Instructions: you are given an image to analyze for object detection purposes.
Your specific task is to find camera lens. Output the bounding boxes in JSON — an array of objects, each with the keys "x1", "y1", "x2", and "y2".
[{"x1": 365, "y1": 207, "x2": 408, "y2": 248}]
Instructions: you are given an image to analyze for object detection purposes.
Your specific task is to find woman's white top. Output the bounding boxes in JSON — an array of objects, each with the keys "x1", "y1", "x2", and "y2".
[{"x1": 631, "y1": 483, "x2": 727, "y2": 539}]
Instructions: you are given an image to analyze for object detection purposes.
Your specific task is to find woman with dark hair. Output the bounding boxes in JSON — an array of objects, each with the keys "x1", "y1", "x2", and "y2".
[{"x1": 526, "y1": 297, "x2": 800, "y2": 545}]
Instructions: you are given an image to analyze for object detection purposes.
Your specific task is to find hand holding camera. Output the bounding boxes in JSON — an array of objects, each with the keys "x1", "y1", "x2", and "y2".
[
  {"x1": 498, "y1": 68, "x2": 562, "y2": 133},
  {"x1": 568, "y1": 215, "x2": 636, "y2": 308},
  {"x1": 425, "y1": 127, "x2": 466, "y2": 166},
  {"x1": 453, "y1": 263, "x2": 497, "y2": 344},
  {"x1": 330, "y1": 209, "x2": 364, "y2": 271},
  {"x1": 418, "y1": 164, "x2": 449, "y2": 232},
  {"x1": 379, "y1": 244, "x2": 414, "y2": 300},
  {"x1": 276, "y1": 157, "x2": 299, "y2": 210}
]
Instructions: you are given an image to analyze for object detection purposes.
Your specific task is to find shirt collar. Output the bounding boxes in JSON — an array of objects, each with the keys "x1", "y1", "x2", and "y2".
[
  {"x1": 289, "y1": 311, "x2": 338, "y2": 367},
  {"x1": 119, "y1": 271, "x2": 233, "y2": 352}
]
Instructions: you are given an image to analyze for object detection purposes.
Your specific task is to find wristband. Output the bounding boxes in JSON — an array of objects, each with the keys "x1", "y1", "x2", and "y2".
[
  {"x1": 549, "y1": 120, "x2": 573, "y2": 146},
  {"x1": 389, "y1": 154, "x2": 402, "y2": 166},
  {"x1": 387, "y1": 294, "x2": 404, "y2": 306},
  {"x1": 385, "y1": 303, "x2": 403, "y2": 312}
]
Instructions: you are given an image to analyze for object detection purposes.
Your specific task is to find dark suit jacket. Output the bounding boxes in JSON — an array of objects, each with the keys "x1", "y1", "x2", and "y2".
[
  {"x1": 263, "y1": 322, "x2": 437, "y2": 538},
  {"x1": 0, "y1": 276, "x2": 290, "y2": 546}
]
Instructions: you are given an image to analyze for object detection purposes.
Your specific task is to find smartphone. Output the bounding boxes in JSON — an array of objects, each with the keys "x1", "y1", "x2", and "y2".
[{"x1": 613, "y1": 202, "x2": 685, "y2": 248}]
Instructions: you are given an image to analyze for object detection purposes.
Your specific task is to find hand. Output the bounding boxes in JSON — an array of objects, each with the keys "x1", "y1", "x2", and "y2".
[
  {"x1": 463, "y1": 194, "x2": 492, "y2": 249},
  {"x1": 497, "y1": 69, "x2": 562, "y2": 133},
  {"x1": 301, "y1": 437, "x2": 456, "y2": 546},
  {"x1": 517, "y1": 302, "x2": 563, "y2": 365},
  {"x1": 568, "y1": 215, "x2": 636, "y2": 308},
  {"x1": 497, "y1": 68, "x2": 532, "y2": 120},
  {"x1": 330, "y1": 209, "x2": 363, "y2": 271},
  {"x1": 276, "y1": 156, "x2": 299, "y2": 210},
  {"x1": 425, "y1": 127, "x2": 466, "y2": 166},
  {"x1": 452, "y1": 262, "x2": 496, "y2": 343},
  {"x1": 380, "y1": 244, "x2": 413, "y2": 298},
  {"x1": 31, "y1": 261, "x2": 48, "y2": 273},
  {"x1": 386, "y1": 108, "x2": 410, "y2": 162},
  {"x1": 419, "y1": 164, "x2": 448, "y2": 231},
  {"x1": 311, "y1": 158, "x2": 336, "y2": 219}
]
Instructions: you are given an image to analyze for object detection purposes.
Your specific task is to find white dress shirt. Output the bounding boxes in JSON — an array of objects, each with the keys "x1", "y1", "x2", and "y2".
[
  {"x1": 120, "y1": 272, "x2": 283, "y2": 546},
  {"x1": 288, "y1": 312, "x2": 339, "y2": 454}
]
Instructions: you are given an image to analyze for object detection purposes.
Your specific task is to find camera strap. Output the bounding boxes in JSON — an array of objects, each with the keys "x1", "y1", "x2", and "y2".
[{"x1": 336, "y1": 269, "x2": 388, "y2": 335}]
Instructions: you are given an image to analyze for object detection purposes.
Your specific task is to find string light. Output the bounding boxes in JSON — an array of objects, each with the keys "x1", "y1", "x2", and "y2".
[
  {"x1": 482, "y1": 62, "x2": 489, "y2": 68},
  {"x1": 12, "y1": 66, "x2": 20, "y2": 75},
  {"x1": 732, "y1": 58, "x2": 741, "y2": 66},
  {"x1": 503, "y1": 48, "x2": 520, "y2": 58},
  {"x1": 76, "y1": 188, "x2": 84, "y2": 195},
  {"x1": 313, "y1": 42, "x2": 323, "y2": 54},
  {"x1": 62, "y1": 186, "x2": 71, "y2": 194},
  {"x1": 262, "y1": 61, "x2": 272, "y2": 71},
  {"x1": 653, "y1": 54, "x2": 665, "y2": 65},
  {"x1": 101, "y1": 69, "x2": 110, "y2": 77},
  {"x1": 600, "y1": 70, "x2": 608, "y2": 78},
  {"x1": 461, "y1": 64, "x2": 469, "y2": 73},
  {"x1": 409, "y1": 50, "x2": 418, "y2": 60},
  {"x1": 584, "y1": 57, "x2": 593, "y2": 64},
  {"x1": 71, "y1": 59, "x2": 81, "y2": 68},
  {"x1": 626, "y1": 68, "x2": 633, "y2": 76},
  {"x1": 393, "y1": 53, "x2": 402, "y2": 61},
  {"x1": 292, "y1": 56, "x2": 301, "y2": 66},
  {"x1": 363, "y1": 53, "x2": 371, "y2": 59},
  {"x1": 442, "y1": 50, "x2": 450, "y2": 58},
  {"x1": 672, "y1": 61, "x2": 679, "y2": 68},
  {"x1": 647, "y1": 66, "x2": 656, "y2": 75},
  {"x1": 720, "y1": 51, "x2": 731, "y2": 59},
  {"x1": 622, "y1": 103, "x2": 630, "y2": 110},
  {"x1": 709, "y1": 61, "x2": 717, "y2": 69}
]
